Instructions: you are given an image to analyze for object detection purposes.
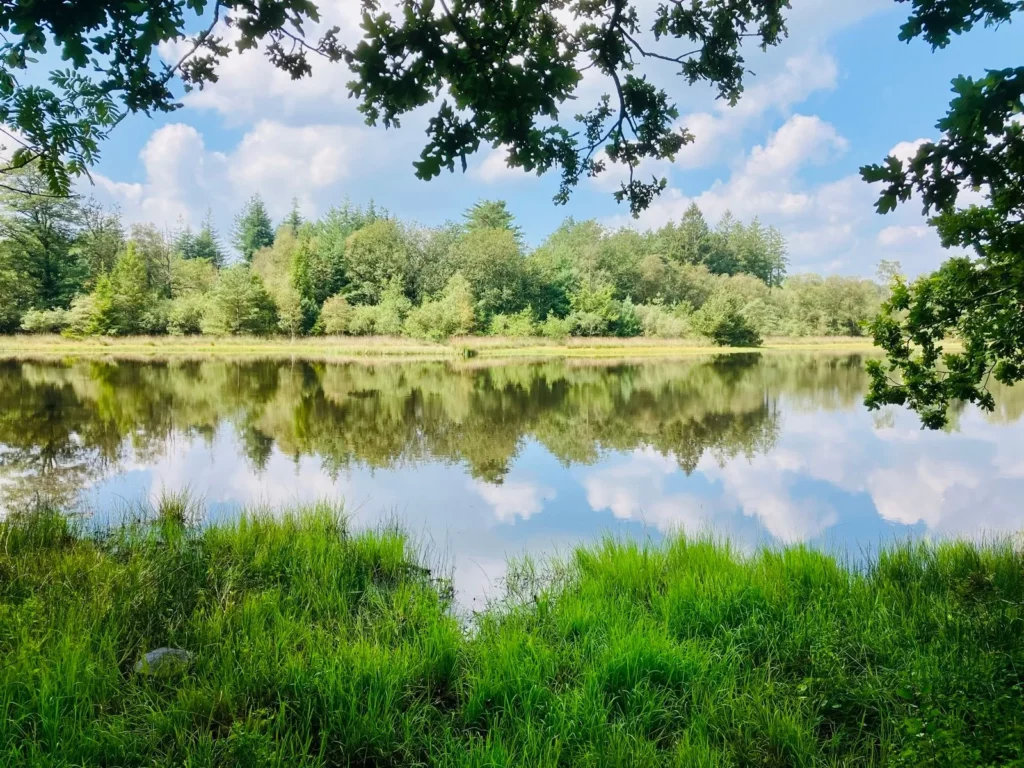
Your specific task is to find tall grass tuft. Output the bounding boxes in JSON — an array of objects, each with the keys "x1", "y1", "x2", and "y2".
[{"x1": 2, "y1": 506, "x2": 1024, "y2": 765}]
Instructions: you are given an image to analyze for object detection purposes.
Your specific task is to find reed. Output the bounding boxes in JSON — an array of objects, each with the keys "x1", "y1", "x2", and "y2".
[{"x1": 2, "y1": 500, "x2": 1021, "y2": 765}]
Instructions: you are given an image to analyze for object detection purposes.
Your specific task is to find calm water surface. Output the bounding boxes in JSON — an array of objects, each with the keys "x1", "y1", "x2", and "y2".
[{"x1": 2, "y1": 353, "x2": 1022, "y2": 605}]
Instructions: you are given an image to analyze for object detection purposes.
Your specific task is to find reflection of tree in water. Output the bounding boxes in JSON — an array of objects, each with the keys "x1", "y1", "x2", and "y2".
[{"x1": 0, "y1": 353, "x2": 913, "y2": 507}]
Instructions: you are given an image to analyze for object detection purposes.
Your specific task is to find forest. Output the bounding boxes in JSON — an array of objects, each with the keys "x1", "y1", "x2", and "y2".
[{"x1": 0, "y1": 167, "x2": 893, "y2": 348}]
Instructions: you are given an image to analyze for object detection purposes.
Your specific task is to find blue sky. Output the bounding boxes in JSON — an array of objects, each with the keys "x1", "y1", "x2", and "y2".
[{"x1": 84, "y1": 0, "x2": 1022, "y2": 277}]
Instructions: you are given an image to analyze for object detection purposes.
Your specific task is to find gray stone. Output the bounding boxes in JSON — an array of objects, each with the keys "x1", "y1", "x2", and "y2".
[{"x1": 134, "y1": 647, "x2": 192, "y2": 678}]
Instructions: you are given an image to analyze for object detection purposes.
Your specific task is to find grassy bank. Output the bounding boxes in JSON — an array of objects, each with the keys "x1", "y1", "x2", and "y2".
[
  {"x1": 0, "y1": 333, "x2": 879, "y2": 361},
  {"x1": 3, "y1": 505, "x2": 1023, "y2": 766}
]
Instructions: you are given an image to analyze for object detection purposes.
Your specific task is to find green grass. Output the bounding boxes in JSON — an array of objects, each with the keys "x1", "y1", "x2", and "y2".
[
  {"x1": 0, "y1": 333, "x2": 880, "y2": 362},
  {"x1": 3, "y1": 502, "x2": 1023, "y2": 766}
]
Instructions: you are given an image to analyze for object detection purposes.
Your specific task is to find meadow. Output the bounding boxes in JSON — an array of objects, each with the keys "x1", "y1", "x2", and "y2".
[
  {"x1": 3, "y1": 500, "x2": 1023, "y2": 766},
  {"x1": 0, "y1": 333, "x2": 878, "y2": 362}
]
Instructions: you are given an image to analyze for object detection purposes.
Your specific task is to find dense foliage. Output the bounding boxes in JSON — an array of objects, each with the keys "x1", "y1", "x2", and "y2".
[
  {"x1": 0, "y1": 173, "x2": 888, "y2": 346},
  {"x1": 4, "y1": 505, "x2": 1024, "y2": 765},
  {"x1": 861, "y1": 1, "x2": 1023, "y2": 427}
]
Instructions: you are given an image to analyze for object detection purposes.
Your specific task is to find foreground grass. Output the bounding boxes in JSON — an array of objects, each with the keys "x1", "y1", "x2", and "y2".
[
  {"x1": 0, "y1": 333, "x2": 879, "y2": 361},
  {"x1": 3, "y1": 505, "x2": 1023, "y2": 766}
]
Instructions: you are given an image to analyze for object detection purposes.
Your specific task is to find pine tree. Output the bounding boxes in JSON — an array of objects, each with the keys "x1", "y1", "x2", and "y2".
[
  {"x1": 283, "y1": 198, "x2": 303, "y2": 233},
  {"x1": 109, "y1": 242, "x2": 151, "y2": 334},
  {"x1": 193, "y1": 211, "x2": 226, "y2": 267},
  {"x1": 463, "y1": 200, "x2": 523, "y2": 242},
  {"x1": 233, "y1": 194, "x2": 275, "y2": 262}
]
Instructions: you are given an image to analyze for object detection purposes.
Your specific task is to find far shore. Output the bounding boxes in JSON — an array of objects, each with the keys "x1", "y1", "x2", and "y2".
[{"x1": 0, "y1": 334, "x2": 881, "y2": 362}]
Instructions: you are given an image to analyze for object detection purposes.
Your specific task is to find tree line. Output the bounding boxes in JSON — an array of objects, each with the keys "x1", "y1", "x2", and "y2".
[{"x1": 0, "y1": 168, "x2": 894, "y2": 347}]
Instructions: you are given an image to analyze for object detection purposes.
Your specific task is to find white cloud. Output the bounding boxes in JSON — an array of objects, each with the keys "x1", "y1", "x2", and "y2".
[
  {"x1": 607, "y1": 114, "x2": 960, "y2": 276},
  {"x1": 470, "y1": 479, "x2": 555, "y2": 523},
  {"x1": 470, "y1": 147, "x2": 534, "y2": 184},
  {"x1": 889, "y1": 138, "x2": 930, "y2": 165},
  {"x1": 624, "y1": 114, "x2": 849, "y2": 228},
  {"x1": 90, "y1": 120, "x2": 367, "y2": 230},
  {"x1": 675, "y1": 49, "x2": 840, "y2": 169},
  {"x1": 877, "y1": 225, "x2": 929, "y2": 247},
  {"x1": 697, "y1": 452, "x2": 839, "y2": 543},
  {"x1": 583, "y1": 449, "x2": 725, "y2": 536},
  {"x1": 159, "y1": 1, "x2": 365, "y2": 121},
  {"x1": 227, "y1": 121, "x2": 363, "y2": 210}
]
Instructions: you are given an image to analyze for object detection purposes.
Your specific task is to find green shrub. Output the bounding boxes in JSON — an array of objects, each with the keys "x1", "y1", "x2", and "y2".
[
  {"x1": 167, "y1": 295, "x2": 207, "y2": 335},
  {"x1": 740, "y1": 295, "x2": 787, "y2": 336},
  {"x1": 567, "y1": 280, "x2": 618, "y2": 336},
  {"x1": 0, "y1": 266, "x2": 31, "y2": 332},
  {"x1": 568, "y1": 310, "x2": 608, "y2": 337},
  {"x1": 20, "y1": 307, "x2": 69, "y2": 333},
  {"x1": 404, "y1": 274, "x2": 476, "y2": 341},
  {"x1": 538, "y1": 314, "x2": 573, "y2": 339},
  {"x1": 691, "y1": 292, "x2": 763, "y2": 347},
  {"x1": 273, "y1": 285, "x2": 304, "y2": 336},
  {"x1": 63, "y1": 293, "x2": 103, "y2": 337},
  {"x1": 347, "y1": 281, "x2": 412, "y2": 336},
  {"x1": 319, "y1": 293, "x2": 353, "y2": 335},
  {"x1": 140, "y1": 299, "x2": 170, "y2": 335},
  {"x1": 347, "y1": 304, "x2": 379, "y2": 336},
  {"x1": 635, "y1": 302, "x2": 692, "y2": 338},
  {"x1": 202, "y1": 266, "x2": 279, "y2": 336},
  {"x1": 403, "y1": 304, "x2": 444, "y2": 340},
  {"x1": 488, "y1": 307, "x2": 536, "y2": 337},
  {"x1": 614, "y1": 296, "x2": 642, "y2": 337}
]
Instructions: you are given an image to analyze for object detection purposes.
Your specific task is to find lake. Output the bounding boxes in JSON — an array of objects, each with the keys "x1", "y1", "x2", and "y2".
[{"x1": 2, "y1": 353, "x2": 1022, "y2": 606}]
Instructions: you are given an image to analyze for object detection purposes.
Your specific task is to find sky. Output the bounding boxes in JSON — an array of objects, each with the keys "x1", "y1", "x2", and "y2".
[{"x1": 82, "y1": 0, "x2": 1022, "y2": 278}]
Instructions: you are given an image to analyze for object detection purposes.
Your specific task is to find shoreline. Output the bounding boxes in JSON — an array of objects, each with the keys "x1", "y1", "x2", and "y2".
[{"x1": 0, "y1": 333, "x2": 881, "y2": 361}]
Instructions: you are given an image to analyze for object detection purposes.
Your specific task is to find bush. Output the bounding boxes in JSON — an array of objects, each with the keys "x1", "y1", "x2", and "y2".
[
  {"x1": 167, "y1": 295, "x2": 208, "y2": 335},
  {"x1": 488, "y1": 307, "x2": 537, "y2": 337},
  {"x1": 614, "y1": 296, "x2": 642, "y2": 337},
  {"x1": 140, "y1": 300, "x2": 170, "y2": 335},
  {"x1": 0, "y1": 266, "x2": 32, "y2": 332},
  {"x1": 538, "y1": 315, "x2": 573, "y2": 339},
  {"x1": 20, "y1": 308, "x2": 69, "y2": 333},
  {"x1": 202, "y1": 266, "x2": 279, "y2": 336},
  {"x1": 347, "y1": 304, "x2": 379, "y2": 336},
  {"x1": 319, "y1": 293, "x2": 352, "y2": 335},
  {"x1": 635, "y1": 302, "x2": 692, "y2": 338},
  {"x1": 567, "y1": 280, "x2": 618, "y2": 336},
  {"x1": 691, "y1": 293, "x2": 762, "y2": 347},
  {"x1": 274, "y1": 285, "x2": 304, "y2": 337},
  {"x1": 740, "y1": 295, "x2": 787, "y2": 336},
  {"x1": 346, "y1": 281, "x2": 412, "y2": 336},
  {"x1": 568, "y1": 310, "x2": 608, "y2": 337},
  {"x1": 63, "y1": 294, "x2": 102, "y2": 337},
  {"x1": 403, "y1": 302, "x2": 447, "y2": 340},
  {"x1": 405, "y1": 273, "x2": 477, "y2": 341}
]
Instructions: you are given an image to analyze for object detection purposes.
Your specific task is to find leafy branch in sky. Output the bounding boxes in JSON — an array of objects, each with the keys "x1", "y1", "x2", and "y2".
[{"x1": 861, "y1": 0, "x2": 1023, "y2": 427}]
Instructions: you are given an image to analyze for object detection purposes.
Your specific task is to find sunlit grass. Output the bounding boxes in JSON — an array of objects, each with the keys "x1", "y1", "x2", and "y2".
[
  {"x1": 3, "y1": 500, "x2": 1023, "y2": 765},
  {"x1": 0, "y1": 333, "x2": 880, "y2": 362}
]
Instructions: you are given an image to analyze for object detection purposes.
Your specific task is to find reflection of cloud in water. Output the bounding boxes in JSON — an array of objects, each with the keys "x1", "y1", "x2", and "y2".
[
  {"x1": 581, "y1": 400, "x2": 1024, "y2": 548},
  {"x1": 470, "y1": 479, "x2": 556, "y2": 523},
  {"x1": 5, "y1": 356, "x2": 1024, "y2": 605},
  {"x1": 583, "y1": 447, "x2": 837, "y2": 544},
  {"x1": 140, "y1": 428, "x2": 351, "y2": 510},
  {"x1": 699, "y1": 453, "x2": 839, "y2": 543},
  {"x1": 867, "y1": 459, "x2": 979, "y2": 528}
]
